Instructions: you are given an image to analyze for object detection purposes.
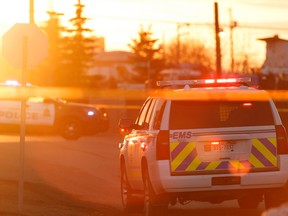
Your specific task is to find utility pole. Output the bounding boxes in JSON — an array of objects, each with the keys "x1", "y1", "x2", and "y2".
[
  {"x1": 214, "y1": 2, "x2": 222, "y2": 76},
  {"x1": 229, "y1": 8, "x2": 237, "y2": 73},
  {"x1": 176, "y1": 23, "x2": 181, "y2": 68},
  {"x1": 30, "y1": 0, "x2": 35, "y2": 24}
]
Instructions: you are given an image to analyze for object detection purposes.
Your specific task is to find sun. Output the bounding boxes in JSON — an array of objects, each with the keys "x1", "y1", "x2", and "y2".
[
  {"x1": 0, "y1": 0, "x2": 56, "y2": 35},
  {"x1": 0, "y1": 1, "x2": 29, "y2": 35}
]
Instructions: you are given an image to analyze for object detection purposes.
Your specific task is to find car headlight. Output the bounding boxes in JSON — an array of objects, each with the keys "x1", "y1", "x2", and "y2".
[
  {"x1": 84, "y1": 108, "x2": 96, "y2": 117},
  {"x1": 87, "y1": 110, "x2": 95, "y2": 116}
]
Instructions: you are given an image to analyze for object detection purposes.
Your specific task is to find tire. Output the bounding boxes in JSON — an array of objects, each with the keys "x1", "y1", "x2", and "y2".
[
  {"x1": 120, "y1": 162, "x2": 144, "y2": 213},
  {"x1": 59, "y1": 118, "x2": 82, "y2": 140},
  {"x1": 265, "y1": 189, "x2": 288, "y2": 210},
  {"x1": 238, "y1": 197, "x2": 260, "y2": 209},
  {"x1": 143, "y1": 168, "x2": 168, "y2": 216}
]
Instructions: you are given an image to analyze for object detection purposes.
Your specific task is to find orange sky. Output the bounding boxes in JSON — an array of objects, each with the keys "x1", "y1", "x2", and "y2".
[{"x1": 1, "y1": 0, "x2": 288, "y2": 70}]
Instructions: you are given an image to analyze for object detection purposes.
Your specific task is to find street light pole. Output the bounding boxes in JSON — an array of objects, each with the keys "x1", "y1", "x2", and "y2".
[
  {"x1": 229, "y1": 8, "x2": 237, "y2": 73},
  {"x1": 176, "y1": 23, "x2": 180, "y2": 68},
  {"x1": 214, "y1": 2, "x2": 222, "y2": 76}
]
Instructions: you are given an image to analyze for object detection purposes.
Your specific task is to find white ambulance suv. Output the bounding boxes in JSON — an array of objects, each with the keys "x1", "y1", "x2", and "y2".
[{"x1": 118, "y1": 78, "x2": 288, "y2": 215}]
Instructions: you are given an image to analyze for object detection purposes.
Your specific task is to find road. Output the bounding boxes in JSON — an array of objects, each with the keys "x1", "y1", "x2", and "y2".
[{"x1": 0, "y1": 132, "x2": 268, "y2": 216}]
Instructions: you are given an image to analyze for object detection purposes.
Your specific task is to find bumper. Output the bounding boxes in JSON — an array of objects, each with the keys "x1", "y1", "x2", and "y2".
[{"x1": 149, "y1": 156, "x2": 288, "y2": 195}]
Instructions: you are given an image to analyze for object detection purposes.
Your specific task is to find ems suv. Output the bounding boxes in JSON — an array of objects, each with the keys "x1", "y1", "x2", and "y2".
[{"x1": 118, "y1": 78, "x2": 288, "y2": 216}]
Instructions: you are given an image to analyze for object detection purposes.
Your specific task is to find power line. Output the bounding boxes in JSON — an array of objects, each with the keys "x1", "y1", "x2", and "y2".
[
  {"x1": 94, "y1": 15, "x2": 211, "y2": 26},
  {"x1": 94, "y1": 15, "x2": 288, "y2": 32},
  {"x1": 238, "y1": 0, "x2": 288, "y2": 9},
  {"x1": 224, "y1": 23, "x2": 288, "y2": 32}
]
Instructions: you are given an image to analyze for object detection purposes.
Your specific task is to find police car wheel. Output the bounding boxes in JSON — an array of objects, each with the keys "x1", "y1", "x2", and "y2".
[
  {"x1": 120, "y1": 161, "x2": 144, "y2": 213},
  {"x1": 60, "y1": 118, "x2": 82, "y2": 140}
]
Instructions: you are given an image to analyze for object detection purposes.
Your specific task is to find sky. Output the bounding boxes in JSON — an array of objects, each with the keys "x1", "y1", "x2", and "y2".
[{"x1": 1, "y1": 0, "x2": 288, "y2": 70}]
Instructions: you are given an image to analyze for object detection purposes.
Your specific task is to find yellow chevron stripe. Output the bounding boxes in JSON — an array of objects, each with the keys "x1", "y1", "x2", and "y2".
[
  {"x1": 268, "y1": 137, "x2": 277, "y2": 147},
  {"x1": 237, "y1": 161, "x2": 246, "y2": 169},
  {"x1": 249, "y1": 154, "x2": 265, "y2": 168},
  {"x1": 186, "y1": 156, "x2": 202, "y2": 171},
  {"x1": 205, "y1": 161, "x2": 221, "y2": 170},
  {"x1": 229, "y1": 160, "x2": 246, "y2": 169},
  {"x1": 171, "y1": 142, "x2": 196, "y2": 171},
  {"x1": 252, "y1": 139, "x2": 277, "y2": 166},
  {"x1": 170, "y1": 141, "x2": 179, "y2": 152},
  {"x1": 268, "y1": 137, "x2": 277, "y2": 166}
]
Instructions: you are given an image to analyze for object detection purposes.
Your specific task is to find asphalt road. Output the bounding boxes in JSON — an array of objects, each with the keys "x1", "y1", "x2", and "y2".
[{"x1": 0, "y1": 132, "x2": 269, "y2": 216}]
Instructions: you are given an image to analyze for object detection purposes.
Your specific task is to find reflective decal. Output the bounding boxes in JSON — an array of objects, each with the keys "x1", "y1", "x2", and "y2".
[
  {"x1": 0, "y1": 100, "x2": 55, "y2": 125},
  {"x1": 170, "y1": 137, "x2": 277, "y2": 173}
]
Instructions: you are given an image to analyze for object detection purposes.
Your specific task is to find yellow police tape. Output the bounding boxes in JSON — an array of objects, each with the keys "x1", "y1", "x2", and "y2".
[{"x1": 0, "y1": 86, "x2": 287, "y2": 110}]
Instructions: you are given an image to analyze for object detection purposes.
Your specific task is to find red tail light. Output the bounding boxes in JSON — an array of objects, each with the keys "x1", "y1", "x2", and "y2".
[
  {"x1": 156, "y1": 130, "x2": 170, "y2": 160},
  {"x1": 276, "y1": 125, "x2": 288, "y2": 154}
]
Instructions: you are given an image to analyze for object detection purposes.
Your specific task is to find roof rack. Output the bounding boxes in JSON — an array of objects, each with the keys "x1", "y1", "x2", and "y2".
[{"x1": 157, "y1": 77, "x2": 252, "y2": 88}]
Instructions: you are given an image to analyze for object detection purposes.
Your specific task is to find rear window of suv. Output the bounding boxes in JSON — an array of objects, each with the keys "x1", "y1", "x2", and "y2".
[{"x1": 169, "y1": 100, "x2": 274, "y2": 130}]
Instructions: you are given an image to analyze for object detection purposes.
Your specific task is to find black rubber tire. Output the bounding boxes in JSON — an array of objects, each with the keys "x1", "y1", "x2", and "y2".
[
  {"x1": 265, "y1": 190, "x2": 287, "y2": 210},
  {"x1": 120, "y1": 162, "x2": 144, "y2": 213},
  {"x1": 265, "y1": 184, "x2": 288, "y2": 210},
  {"x1": 59, "y1": 118, "x2": 82, "y2": 140},
  {"x1": 238, "y1": 197, "x2": 260, "y2": 209},
  {"x1": 143, "y1": 168, "x2": 168, "y2": 216}
]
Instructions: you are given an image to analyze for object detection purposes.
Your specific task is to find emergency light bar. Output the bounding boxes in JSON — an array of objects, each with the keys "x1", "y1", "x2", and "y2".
[{"x1": 157, "y1": 77, "x2": 251, "y2": 88}]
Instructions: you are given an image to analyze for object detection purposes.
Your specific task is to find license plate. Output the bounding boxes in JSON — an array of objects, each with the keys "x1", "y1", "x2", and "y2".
[{"x1": 204, "y1": 143, "x2": 234, "y2": 152}]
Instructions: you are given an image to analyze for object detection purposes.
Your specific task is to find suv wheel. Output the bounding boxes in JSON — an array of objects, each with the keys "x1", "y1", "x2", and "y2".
[
  {"x1": 238, "y1": 196, "x2": 260, "y2": 209},
  {"x1": 120, "y1": 161, "x2": 144, "y2": 212},
  {"x1": 143, "y1": 168, "x2": 168, "y2": 216},
  {"x1": 265, "y1": 187, "x2": 288, "y2": 210}
]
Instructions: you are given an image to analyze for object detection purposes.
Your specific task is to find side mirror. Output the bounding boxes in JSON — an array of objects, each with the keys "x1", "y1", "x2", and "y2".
[
  {"x1": 118, "y1": 118, "x2": 133, "y2": 129},
  {"x1": 118, "y1": 119, "x2": 133, "y2": 135}
]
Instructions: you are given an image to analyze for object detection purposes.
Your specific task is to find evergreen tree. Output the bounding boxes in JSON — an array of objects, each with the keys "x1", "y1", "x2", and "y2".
[
  {"x1": 62, "y1": 0, "x2": 96, "y2": 86},
  {"x1": 128, "y1": 25, "x2": 163, "y2": 85},
  {"x1": 29, "y1": 11, "x2": 65, "y2": 86},
  {"x1": 42, "y1": 11, "x2": 65, "y2": 86}
]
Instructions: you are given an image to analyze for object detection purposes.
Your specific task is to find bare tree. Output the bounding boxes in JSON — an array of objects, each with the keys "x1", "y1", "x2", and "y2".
[{"x1": 165, "y1": 37, "x2": 214, "y2": 75}]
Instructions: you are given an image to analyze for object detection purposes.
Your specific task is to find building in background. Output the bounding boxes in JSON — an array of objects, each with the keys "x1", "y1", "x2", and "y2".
[
  {"x1": 86, "y1": 51, "x2": 139, "y2": 88},
  {"x1": 258, "y1": 35, "x2": 288, "y2": 89}
]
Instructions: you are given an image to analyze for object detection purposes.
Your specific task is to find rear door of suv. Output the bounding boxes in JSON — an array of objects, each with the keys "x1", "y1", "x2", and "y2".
[{"x1": 168, "y1": 99, "x2": 279, "y2": 175}]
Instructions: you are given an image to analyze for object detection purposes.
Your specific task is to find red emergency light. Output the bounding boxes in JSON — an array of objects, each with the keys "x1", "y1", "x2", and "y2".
[
  {"x1": 157, "y1": 77, "x2": 251, "y2": 88},
  {"x1": 242, "y1": 102, "x2": 252, "y2": 107}
]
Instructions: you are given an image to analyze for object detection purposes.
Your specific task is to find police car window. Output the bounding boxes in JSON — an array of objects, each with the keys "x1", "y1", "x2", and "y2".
[
  {"x1": 27, "y1": 96, "x2": 45, "y2": 103},
  {"x1": 169, "y1": 100, "x2": 274, "y2": 130}
]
